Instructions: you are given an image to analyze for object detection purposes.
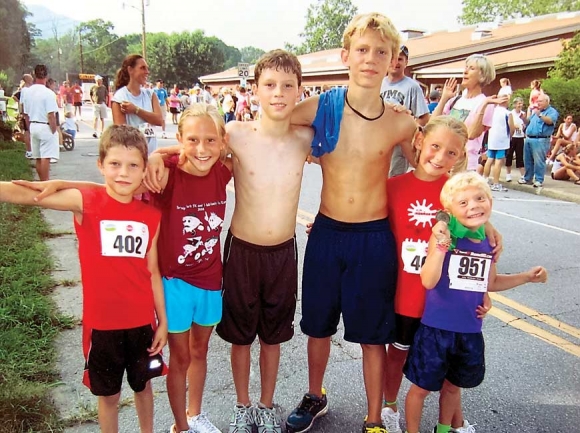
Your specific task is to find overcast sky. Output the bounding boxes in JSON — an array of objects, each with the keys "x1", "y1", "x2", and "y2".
[{"x1": 23, "y1": 0, "x2": 466, "y2": 50}]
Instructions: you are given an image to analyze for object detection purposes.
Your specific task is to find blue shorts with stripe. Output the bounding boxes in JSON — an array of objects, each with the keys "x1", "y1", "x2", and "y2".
[
  {"x1": 163, "y1": 277, "x2": 222, "y2": 333},
  {"x1": 300, "y1": 213, "x2": 397, "y2": 345}
]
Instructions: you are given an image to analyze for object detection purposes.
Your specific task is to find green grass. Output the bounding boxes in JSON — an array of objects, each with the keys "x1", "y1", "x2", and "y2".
[{"x1": 0, "y1": 140, "x2": 71, "y2": 432}]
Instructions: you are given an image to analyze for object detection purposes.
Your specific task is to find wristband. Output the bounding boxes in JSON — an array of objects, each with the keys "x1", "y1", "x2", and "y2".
[{"x1": 135, "y1": 106, "x2": 140, "y2": 115}]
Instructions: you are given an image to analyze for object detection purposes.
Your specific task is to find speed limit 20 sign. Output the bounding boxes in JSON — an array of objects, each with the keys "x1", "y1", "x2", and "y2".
[{"x1": 237, "y1": 63, "x2": 250, "y2": 77}]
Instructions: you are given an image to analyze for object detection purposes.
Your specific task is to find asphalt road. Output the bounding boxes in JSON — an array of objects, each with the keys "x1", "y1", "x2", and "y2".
[{"x1": 40, "y1": 107, "x2": 580, "y2": 433}]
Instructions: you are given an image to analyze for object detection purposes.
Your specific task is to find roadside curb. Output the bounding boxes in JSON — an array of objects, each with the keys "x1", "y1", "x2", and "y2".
[{"x1": 499, "y1": 180, "x2": 580, "y2": 204}]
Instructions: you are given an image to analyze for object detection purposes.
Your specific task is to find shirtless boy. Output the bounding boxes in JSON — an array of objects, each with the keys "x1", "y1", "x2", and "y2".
[
  {"x1": 144, "y1": 50, "x2": 313, "y2": 433},
  {"x1": 284, "y1": 13, "x2": 418, "y2": 433}
]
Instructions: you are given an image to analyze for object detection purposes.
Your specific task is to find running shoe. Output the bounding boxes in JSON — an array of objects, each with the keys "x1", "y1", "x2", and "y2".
[
  {"x1": 228, "y1": 404, "x2": 255, "y2": 433},
  {"x1": 380, "y1": 407, "x2": 402, "y2": 433},
  {"x1": 187, "y1": 412, "x2": 220, "y2": 433},
  {"x1": 162, "y1": 132, "x2": 167, "y2": 139},
  {"x1": 491, "y1": 183, "x2": 508, "y2": 192},
  {"x1": 255, "y1": 405, "x2": 282, "y2": 433},
  {"x1": 92, "y1": 132, "x2": 98, "y2": 138},
  {"x1": 517, "y1": 177, "x2": 528, "y2": 184},
  {"x1": 170, "y1": 424, "x2": 193, "y2": 433},
  {"x1": 361, "y1": 417, "x2": 387, "y2": 433},
  {"x1": 451, "y1": 419, "x2": 477, "y2": 433},
  {"x1": 533, "y1": 181, "x2": 543, "y2": 188},
  {"x1": 286, "y1": 388, "x2": 328, "y2": 433},
  {"x1": 505, "y1": 173, "x2": 512, "y2": 182},
  {"x1": 25, "y1": 151, "x2": 33, "y2": 159}
]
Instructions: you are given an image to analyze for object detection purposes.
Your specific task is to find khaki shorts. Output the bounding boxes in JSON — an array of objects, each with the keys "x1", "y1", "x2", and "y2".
[
  {"x1": 160, "y1": 104, "x2": 167, "y2": 121},
  {"x1": 93, "y1": 103, "x2": 108, "y2": 120},
  {"x1": 30, "y1": 123, "x2": 59, "y2": 159}
]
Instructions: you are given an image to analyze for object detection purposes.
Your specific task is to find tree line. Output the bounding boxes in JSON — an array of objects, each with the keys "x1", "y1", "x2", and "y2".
[{"x1": 0, "y1": 1, "x2": 265, "y2": 92}]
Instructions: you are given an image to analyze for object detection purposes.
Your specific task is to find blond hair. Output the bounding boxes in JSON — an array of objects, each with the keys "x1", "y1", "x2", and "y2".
[
  {"x1": 416, "y1": 116, "x2": 469, "y2": 174},
  {"x1": 465, "y1": 54, "x2": 496, "y2": 87},
  {"x1": 343, "y1": 13, "x2": 400, "y2": 56},
  {"x1": 178, "y1": 103, "x2": 226, "y2": 140},
  {"x1": 440, "y1": 171, "x2": 492, "y2": 210},
  {"x1": 99, "y1": 125, "x2": 148, "y2": 165}
]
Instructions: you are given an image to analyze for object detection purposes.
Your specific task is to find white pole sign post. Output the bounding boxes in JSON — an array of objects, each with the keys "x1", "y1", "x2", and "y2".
[{"x1": 238, "y1": 62, "x2": 249, "y2": 87}]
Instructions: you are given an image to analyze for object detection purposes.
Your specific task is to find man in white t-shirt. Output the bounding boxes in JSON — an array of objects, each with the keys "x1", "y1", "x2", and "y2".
[
  {"x1": 483, "y1": 97, "x2": 515, "y2": 191},
  {"x1": 380, "y1": 45, "x2": 430, "y2": 177},
  {"x1": 23, "y1": 64, "x2": 59, "y2": 181}
]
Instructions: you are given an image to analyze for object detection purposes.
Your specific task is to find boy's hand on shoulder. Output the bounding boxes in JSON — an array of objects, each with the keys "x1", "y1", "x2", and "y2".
[
  {"x1": 144, "y1": 154, "x2": 166, "y2": 193},
  {"x1": 526, "y1": 266, "x2": 548, "y2": 284},
  {"x1": 12, "y1": 179, "x2": 62, "y2": 202},
  {"x1": 385, "y1": 101, "x2": 412, "y2": 116},
  {"x1": 148, "y1": 323, "x2": 168, "y2": 356}
]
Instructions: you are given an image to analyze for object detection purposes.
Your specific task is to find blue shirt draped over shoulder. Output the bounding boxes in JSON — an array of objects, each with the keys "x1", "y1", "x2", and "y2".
[{"x1": 311, "y1": 87, "x2": 346, "y2": 157}]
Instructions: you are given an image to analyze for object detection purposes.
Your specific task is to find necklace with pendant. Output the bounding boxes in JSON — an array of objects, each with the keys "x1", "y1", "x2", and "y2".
[{"x1": 344, "y1": 90, "x2": 385, "y2": 121}]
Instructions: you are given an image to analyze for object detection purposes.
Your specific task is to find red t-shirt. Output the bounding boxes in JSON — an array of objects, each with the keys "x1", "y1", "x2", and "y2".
[
  {"x1": 387, "y1": 172, "x2": 448, "y2": 318},
  {"x1": 71, "y1": 85, "x2": 83, "y2": 104},
  {"x1": 152, "y1": 161, "x2": 232, "y2": 290},
  {"x1": 74, "y1": 188, "x2": 161, "y2": 330}
]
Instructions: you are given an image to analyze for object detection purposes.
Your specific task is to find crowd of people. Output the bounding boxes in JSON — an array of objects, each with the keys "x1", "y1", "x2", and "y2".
[{"x1": 3, "y1": 10, "x2": 562, "y2": 433}]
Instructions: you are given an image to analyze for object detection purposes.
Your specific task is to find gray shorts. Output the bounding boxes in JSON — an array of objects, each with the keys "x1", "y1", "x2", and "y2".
[{"x1": 93, "y1": 103, "x2": 107, "y2": 120}]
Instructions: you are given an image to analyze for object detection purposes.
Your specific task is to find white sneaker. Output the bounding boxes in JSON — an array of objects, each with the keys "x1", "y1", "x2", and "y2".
[
  {"x1": 517, "y1": 177, "x2": 528, "y2": 184},
  {"x1": 451, "y1": 419, "x2": 477, "y2": 433},
  {"x1": 50, "y1": 158, "x2": 58, "y2": 164},
  {"x1": 546, "y1": 159, "x2": 553, "y2": 166},
  {"x1": 161, "y1": 132, "x2": 167, "y2": 139},
  {"x1": 187, "y1": 412, "x2": 220, "y2": 433},
  {"x1": 254, "y1": 405, "x2": 282, "y2": 433},
  {"x1": 533, "y1": 181, "x2": 543, "y2": 188},
  {"x1": 25, "y1": 151, "x2": 33, "y2": 159},
  {"x1": 380, "y1": 406, "x2": 402, "y2": 433},
  {"x1": 505, "y1": 173, "x2": 512, "y2": 182},
  {"x1": 491, "y1": 183, "x2": 508, "y2": 192}
]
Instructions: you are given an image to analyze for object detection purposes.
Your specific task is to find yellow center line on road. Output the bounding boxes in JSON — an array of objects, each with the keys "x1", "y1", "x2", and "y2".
[
  {"x1": 488, "y1": 308, "x2": 580, "y2": 358},
  {"x1": 490, "y1": 293, "x2": 580, "y2": 340}
]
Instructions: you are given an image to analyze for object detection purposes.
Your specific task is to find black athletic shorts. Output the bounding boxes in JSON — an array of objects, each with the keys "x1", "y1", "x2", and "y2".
[
  {"x1": 393, "y1": 314, "x2": 421, "y2": 350},
  {"x1": 216, "y1": 230, "x2": 298, "y2": 345},
  {"x1": 82, "y1": 324, "x2": 166, "y2": 396}
]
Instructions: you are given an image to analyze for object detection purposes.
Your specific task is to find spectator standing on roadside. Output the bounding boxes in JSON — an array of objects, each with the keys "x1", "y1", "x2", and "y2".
[
  {"x1": 13, "y1": 73, "x2": 34, "y2": 158},
  {"x1": 154, "y1": 79, "x2": 169, "y2": 139},
  {"x1": 505, "y1": 97, "x2": 527, "y2": 182},
  {"x1": 90, "y1": 75, "x2": 108, "y2": 138},
  {"x1": 22, "y1": 64, "x2": 59, "y2": 180},
  {"x1": 380, "y1": 45, "x2": 430, "y2": 177},
  {"x1": 71, "y1": 80, "x2": 83, "y2": 123},
  {"x1": 519, "y1": 93, "x2": 558, "y2": 188},
  {"x1": 112, "y1": 54, "x2": 163, "y2": 154},
  {"x1": 427, "y1": 90, "x2": 440, "y2": 114},
  {"x1": 222, "y1": 88, "x2": 235, "y2": 123}
]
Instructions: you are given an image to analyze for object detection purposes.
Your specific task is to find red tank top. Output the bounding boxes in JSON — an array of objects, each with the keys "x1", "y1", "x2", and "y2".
[
  {"x1": 153, "y1": 161, "x2": 232, "y2": 290},
  {"x1": 74, "y1": 188, "x2": 161, "y2": 330},
  {"x1": 387, "y1": 172, "x2": 448, "y2": 318}
]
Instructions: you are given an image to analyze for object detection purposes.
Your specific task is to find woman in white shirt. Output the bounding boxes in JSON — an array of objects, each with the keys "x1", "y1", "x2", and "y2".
[{"x1": 111, "y1": 54, "x2": 163, "y2": 154}]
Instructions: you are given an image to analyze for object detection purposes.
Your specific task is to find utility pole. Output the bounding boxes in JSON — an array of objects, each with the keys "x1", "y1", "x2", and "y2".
[
  {"x1": 79, "y1": 27, "x2": 84, "y2": 73},
  {"x1": 141, "y1": 0, "x2": 147, "y2": 60}
]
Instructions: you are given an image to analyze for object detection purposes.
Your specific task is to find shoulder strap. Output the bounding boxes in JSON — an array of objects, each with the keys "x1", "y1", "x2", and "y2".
[{"x1": 449, "y1": 94, "x2": 462, "y2": 110}]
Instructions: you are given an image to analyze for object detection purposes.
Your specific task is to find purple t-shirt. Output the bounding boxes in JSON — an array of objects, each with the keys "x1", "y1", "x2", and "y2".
[{"x1": 421, "y1": 237, "x2": 493, "y2": 333}]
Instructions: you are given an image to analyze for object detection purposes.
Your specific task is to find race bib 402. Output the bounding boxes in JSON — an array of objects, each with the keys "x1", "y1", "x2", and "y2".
[{"x1": 100, "y1": 220, "x2": 149, "y2": 258}]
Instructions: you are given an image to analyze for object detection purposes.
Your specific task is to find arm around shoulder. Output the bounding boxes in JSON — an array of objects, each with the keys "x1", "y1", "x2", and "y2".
[
  {"x1": 291, "y1": 95, "x2": 319, "y2": 126},
  {"x1": 0, "y1": 181, "x2": 83, "y2": 214}
]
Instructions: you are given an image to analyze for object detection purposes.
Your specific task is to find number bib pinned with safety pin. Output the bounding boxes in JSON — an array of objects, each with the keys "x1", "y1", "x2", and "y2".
[
  {"x1": 448, "y1": 249, "x2": 493, "y2": 293},
  {"x1": 100, "y1": 220, "x2": 149, "y2": 258}
]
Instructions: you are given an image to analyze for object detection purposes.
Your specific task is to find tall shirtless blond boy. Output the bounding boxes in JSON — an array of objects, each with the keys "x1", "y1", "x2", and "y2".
[
  {"x1": 285, "y1": 13, "x2": 417, "y2": 433},
  {"x1": 215, "y1": 51, "x2": 313, "y2": 433}
]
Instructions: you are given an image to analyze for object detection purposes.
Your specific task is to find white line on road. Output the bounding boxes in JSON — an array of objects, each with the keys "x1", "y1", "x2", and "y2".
[
  {"x1": 494, "y1": 198, "x2": 575, "y2": 203},
  {"x1": 492, "y1": 209, "x2": 580, "y2": 236}
]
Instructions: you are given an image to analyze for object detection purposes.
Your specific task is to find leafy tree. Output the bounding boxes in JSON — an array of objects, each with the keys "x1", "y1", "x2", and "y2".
[
  {"x1": 239, "y1": 46, "x2": 265, "y2": 64},
  {"x1": 0, "y1": 0, "x2": 34, "y2": 88},
  {"x1": 549, "y1": 32, "x2": 580, "y2": 80},
  {"x1": 146, "y1": 31, "x2": 226, "y2": 88},
  {"x1": 79, "y1": 19, "x2": 128, "y2": 76},
  {"x1": 459, "y1": 0, "x2": 580, "y2": 25},
  {"x1": 285, "y1": 0, "x2": 358, "y2": 55}
]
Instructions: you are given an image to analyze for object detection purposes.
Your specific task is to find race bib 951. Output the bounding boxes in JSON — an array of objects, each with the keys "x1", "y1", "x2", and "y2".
[{"x1": 448, "y1": 249, "x2": 492, "y2": 293}]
